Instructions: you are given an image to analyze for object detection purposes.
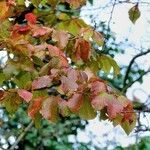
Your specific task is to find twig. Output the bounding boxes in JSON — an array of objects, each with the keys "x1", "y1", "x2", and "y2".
[
  {"x1": 102, "y1": 0, "x2": 117, "y2": 53},
  {"x1": 123, "y1": 49, "x2": 150, "y2": 87},
  {"x1": 9, "y1": 121, "x2": 34, "y2": 150}
]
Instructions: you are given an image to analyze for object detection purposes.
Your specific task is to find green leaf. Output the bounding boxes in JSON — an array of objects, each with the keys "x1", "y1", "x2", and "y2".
[
  {"x1": 14, "y1": 71, "x2": 32, "y2": 89},
  {"x1": 34, "y1": 112, "x2": 42, "y2": 128},
  {"x1": 31, "y1": 0, "x2": 41, "y2": 7},
  {"x1": 0, "y1": 73, "x2": 5, "y2": 85},
  {"x1": 100, "y1": 55, "x2": 120, "y2": 76},
  {"x1": 0, "y1": 20, "x2": 11, "y2": 40},
  {"x1": 3, "y1": 92, "x2": 22, "y2": 114},
  {"x1": 57, "y1": 19, "x2": 88, "y2": 36},
  {"x1": 128, "y1": 4, "x2": 141, "y2": 24},
  {"x1": 79, "y1": 94, "x2": 96, "y2": 120}
]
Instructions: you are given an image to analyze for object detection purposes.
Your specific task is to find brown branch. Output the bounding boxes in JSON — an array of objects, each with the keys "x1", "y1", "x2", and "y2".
[
  {"x1": 9, "y1": 121, "x2": 34, "y2": 150},
  {"x1": 123, "y1": 49, "x2": 150, "y2": 87}
]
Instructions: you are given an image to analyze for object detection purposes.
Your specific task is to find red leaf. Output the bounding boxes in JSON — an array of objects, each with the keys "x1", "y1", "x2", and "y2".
[
  {"x1": 32, "y1": 27, "x2": 52, "y2": 37},
  {"x1": 25, "y1": 13, "x2": 37, "y2": 25},
  {"x1": 67, "y1": 93, "x2": 83, "y2": 112},
  {"x1": 17, "y1": 89, "x2": 32, "y2": 103},
  {"x1": 13, "y1": 24, "x2": 31, "y2": 33},
  {"x1": 91, "y1": 93, "x2": 124, "y2": 119},
  {"x1": 90, "y1": 78, "x2": 107, "y2": 98},
  {"x1": 28, "y1": 97, "x2": 45, "y2": 118},
  {"x1": 75, "y1": 39, "x2": 91, "y2": 61},
  {"x1": 47, "y1": 45, "x2": 68, "y2": 67},
  {"x1": 32, "y1": 76, "x2": 52, "y2": 90}
]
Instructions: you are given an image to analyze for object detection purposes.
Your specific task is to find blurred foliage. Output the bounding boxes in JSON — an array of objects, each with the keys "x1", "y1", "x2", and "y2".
[{"x1": 115, "y1": 136, "x2": 150, "y2": 150}]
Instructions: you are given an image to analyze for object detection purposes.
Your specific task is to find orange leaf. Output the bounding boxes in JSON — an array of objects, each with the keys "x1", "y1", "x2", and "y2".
[
  {"x1": 75, "y1": 39, "x2": 91, "y2": 61},
  {"x1": 28, "y1": 97, "x2": 45, "y2": 118}
]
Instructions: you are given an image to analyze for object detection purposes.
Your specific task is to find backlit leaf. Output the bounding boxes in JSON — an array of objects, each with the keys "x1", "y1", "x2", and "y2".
[
  {"x1": 129, "y1": 4, "x2": 141, "y2": 24},
  {"x1": 79, "y1": 94, "x2": 96, "y2": 120}
]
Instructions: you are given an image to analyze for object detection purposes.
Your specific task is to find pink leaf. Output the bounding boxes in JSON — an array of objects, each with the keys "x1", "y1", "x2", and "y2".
[
  {"x1": 32, "y1": 76, "x2": 52, "y2": 90},
  {"x1": 32, "y1": 27, "x2": 52, "y2": 37},
  {"x1": 52, "y1": 30, "x2": 70, "y2": 49},
  {"x1": 17, "y1": 89, "x2": 32, "y2": 103},
  {"x1": 67, "y1": 93, "x2": 83, "y2": 112}
]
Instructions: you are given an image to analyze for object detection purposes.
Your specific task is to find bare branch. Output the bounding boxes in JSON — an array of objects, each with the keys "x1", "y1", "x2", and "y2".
[
  {"x1": 9, "y1": 121, "x2": 34, "y2": 150},
  {"x1": 123, "y1": 49, "x2": 150, "y2": 87}
]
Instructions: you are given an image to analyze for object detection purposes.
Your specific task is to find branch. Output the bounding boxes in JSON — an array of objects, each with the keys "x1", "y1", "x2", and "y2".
[
  {"x1": 9, "y1": 121, "x2": 34, "y2": 150},
  {"x1": 102, "y1": 0, "x2": 117, "y2": 53},
  {"x1": 122, "y1": 69, "x2": 150, "y2": 93},
  {"x1": 123, "y1": 49, "x2": 150, "y2": 87}
]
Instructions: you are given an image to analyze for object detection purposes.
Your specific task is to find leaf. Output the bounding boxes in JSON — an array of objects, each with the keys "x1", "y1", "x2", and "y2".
[
  {"x1": 58, "y1": 99, "x2": 71, "y2": 117},
  {"x1": 25, "y1": 13, "x2": 37, "y2": 24},
  {"x1": 47, "y1": 0, "x2": 59, "y2": 7},
  {"x1": 128, "y1": 4, "x2": 141, "y2": 24},
  {"x1": 52, "y1": 30, "x2": 70, "y2": 49},
  {"x1": 100, "y1": 55, "x2": 120, "y2": 76},
  {"x1": 113, "y1": 113, "x2": 136, "y2": 135},
  {"x1": 28, "y1": 96, "x2": 45, "y2": 118},
  {"x1": 40, "y1": 96, "x2": 59, "y2": 122},
  {"x1": 0, "y1": 1, "x2": 9, "y2": 20},
  {"x1": 67, "y1": 93, "x2": 83, "y2": 112},
  {"x1": 32, "y1": 27, "x2": 53, "y2": 37},
  {"x1": 31, "y1": 0, "x2": 41, "y2": 7},
  {"x1": 90, "y1": 79, "x2": 107, "y2": 98},
  {"x1": 57, "y1": 19, "x2": 88, "y2": 36},
  {"x1": 92, "y1": 31, "x2": 104, "y2": 46},
  {"x1": 0, "y1": 90, "x2": 4, "y2": 101},
  {"x1": 75, "y1": 39, "x2": 91, "y2": 62},
  {"x1": 60, "y1": 0, "x2": 86, "y2": 8},
  {"x1": 13, "y1": 24, "x2": 31, "y2": 33},
  {"x1": 17, "y1": 89, "x2": 33, "y2": 103},
  {"x1": 91, "y1": 92, "x2": 124, "y2": 119},
  {"x1": 59, "y1": 68, "x2": 78, "y2": 94},
  {"x1": 32, "y1": 76, "x2": 52, "y2": 90},
  {"x1": 3, "y1": 92, "x2": 22, "y2": 114},
  {"x1": 14, "y1": 71, "x2": 32, "y2": 89},
  {"x1": 78, "y1": 94, "x2": 96, "y2": 120},
  {"x1": 0, "y1": 20, "x2": 11, "y2": 40},
  {"x1": 0, "y1": 73, "x2": 5, "y2": 85},
  {"x1": 34, "y1": 112, "x2": 42, "y2": 128}
]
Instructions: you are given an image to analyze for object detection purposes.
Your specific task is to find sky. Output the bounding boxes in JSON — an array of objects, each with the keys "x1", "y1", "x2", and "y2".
[{"x1": 73, "y1": 0, "x2": 150, "y2": 148}]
